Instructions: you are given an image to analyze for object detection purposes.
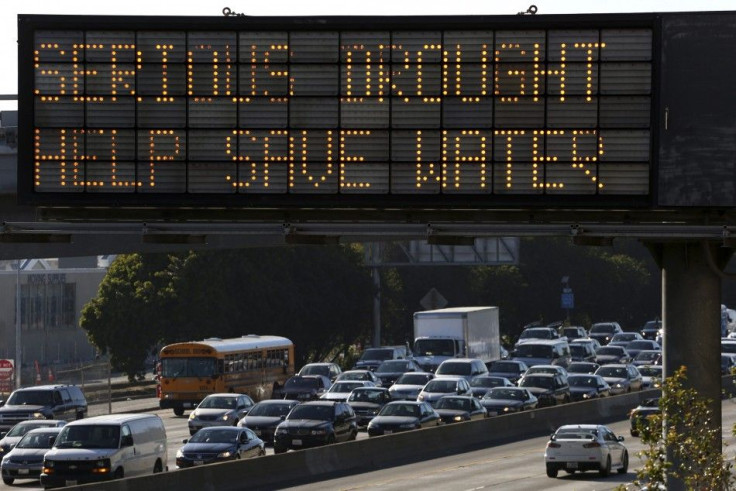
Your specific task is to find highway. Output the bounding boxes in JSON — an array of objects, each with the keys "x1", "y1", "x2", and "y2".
[{"x1": 1, "y1": 397, "x2": 735, "y2": 490}]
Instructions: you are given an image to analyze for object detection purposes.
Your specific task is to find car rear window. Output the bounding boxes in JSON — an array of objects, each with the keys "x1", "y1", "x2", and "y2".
[{"x1": 555, "y1": 431, "x2": 596, "y2": 440}]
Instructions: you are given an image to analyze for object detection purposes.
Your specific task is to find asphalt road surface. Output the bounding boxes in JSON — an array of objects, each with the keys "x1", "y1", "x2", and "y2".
[{"x1": 2, "y1": 398, "x2": 736, "y2": 490}]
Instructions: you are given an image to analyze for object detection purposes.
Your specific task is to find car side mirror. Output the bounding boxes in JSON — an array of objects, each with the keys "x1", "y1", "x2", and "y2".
[
  {"x1": 617, "y1": 436, "x2": 625, "y2": 442},
  {"x1": 121, "y1": 435, "x2": 134, "y2": 447},
  {"x1": 280, "y1": 415, "x2": 286, "y2": 421},
  {"x1": 0, "y1": 431, "x2": 5, "y2": 439},
  {"x1": 0, "y1": 400, "x2": 4, "y2": 407},
  {"x1": 49, "y1": 436, "x2": 57, "y2": 446},
  {"x1": 182, "y1": 439, "x2": 188, "y2": 444},
  {"x1": 239, "y1": 434, "x2": 248, "y2": 443}
]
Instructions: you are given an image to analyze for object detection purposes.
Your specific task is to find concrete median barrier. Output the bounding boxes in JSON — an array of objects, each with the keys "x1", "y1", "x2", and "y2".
[{"x1": 68, "y1": 389, "x2": 659, "y2": 491}]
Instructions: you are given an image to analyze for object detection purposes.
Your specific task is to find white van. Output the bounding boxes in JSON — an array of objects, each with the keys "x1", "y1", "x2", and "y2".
[{"x1": 40, "y1": 413, "x2": 167, "y2": 488}]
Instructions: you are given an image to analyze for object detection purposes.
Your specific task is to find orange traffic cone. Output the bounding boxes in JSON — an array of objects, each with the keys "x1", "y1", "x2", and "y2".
[
  {"x1": 35, "y1": 371, "x2": 41, "y2": 384},
  {"x1": 48, "y1": 368, "x2": 54, "y2": 383}
]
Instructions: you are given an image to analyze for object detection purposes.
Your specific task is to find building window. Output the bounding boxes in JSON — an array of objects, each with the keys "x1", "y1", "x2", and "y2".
[{"x1": 19, "y1": 275, "x2": 77, "y2": 330}]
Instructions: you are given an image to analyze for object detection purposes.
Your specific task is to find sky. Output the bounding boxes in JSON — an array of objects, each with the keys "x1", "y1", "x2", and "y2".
[{"x1": 1, "y1": 0, "x2": 734, "y2": 111}]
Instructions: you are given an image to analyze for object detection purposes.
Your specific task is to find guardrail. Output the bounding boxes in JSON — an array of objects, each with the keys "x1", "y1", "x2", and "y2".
[{"x1": 68, "y1": 388, "x2": 662, "y2": 491}]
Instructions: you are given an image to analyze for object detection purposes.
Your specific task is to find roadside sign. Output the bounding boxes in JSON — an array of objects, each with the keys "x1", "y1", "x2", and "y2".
[
  {"x1": 0, "y1": 359, "x2": 14, "y2": 392},
  {"x1": 561, "y1": 292, "x2": 575, "y2": 310}
]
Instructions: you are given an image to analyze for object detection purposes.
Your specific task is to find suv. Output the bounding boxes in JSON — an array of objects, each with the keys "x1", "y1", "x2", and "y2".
[
  {"x1": 353, "y1": 346, "x2": 410, "y2": 372},
  {"x1": 588, "y1": 322, "x2": 624, "y2": 345},
  {"x1": 273, "y1": 401, "x2": 357, "y2": 453},
  {"x1": 0, "y1": 385, "x2": 87, "y2": 433},
  {"x1": 518, "y1": 373, "x2": 570, "y2": 407},
  {"x1": 434, "y1": 358, "x2": 488, "y2": 382}
]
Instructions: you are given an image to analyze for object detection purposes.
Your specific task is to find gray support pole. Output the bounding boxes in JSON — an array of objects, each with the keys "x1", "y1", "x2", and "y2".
[
  {"x1": 15, "y1": 260, "x2": 21, "y2": 389},
  {"x1": 655, "y1": 241, "x2": 729, "y2": 490},
  {"x1": 372, "y1": 265, "x2": 381, "y2": 348}
]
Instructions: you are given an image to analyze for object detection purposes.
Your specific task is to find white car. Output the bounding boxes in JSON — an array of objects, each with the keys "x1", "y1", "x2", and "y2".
[
  {"x1": 319, "y1": 381, "x2": 376, "y2": 402},
  {"x1": 545, "y1": 424, "x2": 629, "y2": 478}
]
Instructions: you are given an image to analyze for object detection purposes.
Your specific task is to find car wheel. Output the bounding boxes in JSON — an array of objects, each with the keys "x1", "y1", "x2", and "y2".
[
  {"x1": 563, "y1": 395, "x2": 570, "y2": 404},
  {"x1": 600, "y1": 456, "x2": 611, "y2": 477},
  {"x1": 113, "y1": 467, "x2": 124, "y2": 480},
  {"x1": 153, "y1": 460, "x2": 163, "y2": 473},
  {"x1": 326, "y1": 434, "x2": 336, "y2": 445},
  {"x1": 174, "y1": 407, "x2": 185, "y2": 416},
  {"x1": 546, "y1": 464, "x2": 558, "y2": 478},
  {"x1": 349, "y1": 429, "x2": 358, "y2": 441},
  {"x1": 618, "y1": 451, "x2": 629, "y2": 474},
  {"x1": 259, "y1": 447, "x2": 266, "y2": 456},
  {"x1": 2, "y1": 477, "x2": 14, "y2": 485}
]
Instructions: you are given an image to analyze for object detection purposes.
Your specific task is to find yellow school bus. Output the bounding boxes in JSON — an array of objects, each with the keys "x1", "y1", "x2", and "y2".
[{"x1": 158, "y1": 335, "x2": 294, "y2": 415}]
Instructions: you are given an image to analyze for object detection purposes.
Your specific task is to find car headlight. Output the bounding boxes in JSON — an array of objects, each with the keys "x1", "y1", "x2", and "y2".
[
  {"x1": 221, "y1": 414, "x2": 231, "y2": 421},
  {"x1": 310, "y1": 428, "x2": 327, "y2": 435},
  {"x1": 175, "y1": 449, "x2": 184, "y2": 458},
  {"x1": 275, "y1": 428, "x2": 288, "y2": 435},
  {"x1": 217, "y1": 450, "x2": 233, "y2": 459},
  {"x1": 583, "y1": 392, "x2": 593, "y2": 399},
  {"x1": 503, "y1": 406, "x2": 513, "y2": 412},
  {"x1": 33, "y1": 412, "x2": 45, "y2": 419},
  {"x1": 615, "y1": 383, "x2": 623, "y2": 388},
  {"x1": 453, "y1": 415, "x2": 464, "y2": 421},
  {"x1": 188, "y1": 412, "x2": 197, "y2": 420},
  {"x1": 399, "y1": 423, "x2": 417, "y2": 429}
]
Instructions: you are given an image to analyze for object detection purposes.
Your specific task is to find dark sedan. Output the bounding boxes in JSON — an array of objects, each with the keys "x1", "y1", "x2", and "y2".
[
  {"x1": 367, "y1": 401, "x2": 441, "y2": 436},
  {"x1": 176, "y1": 426, "x2": 265, "y2": 468},
  {"x1": 434, "y1": 396, "x2": 487, "y2": 424},
  {"x1": 374, "y1": 360, "x2": 422, "y2": 388},
  {"x1": 237, "y1": 399, "x2": 299, "y2": 445},
  {"x1": 567, "y1": 374, "x2": 611, "y2": 401},
  {"x1": 566, "y1": 361, "x2": 600, "y2": 374},
  {"x1": 480, "y1": 387, "x2": 538, "y2": 416},
  {"x1": 518, "y1": 373, "x2": 570, "y2": 407},
  {"x1": 346, "y1": 387, "x2": 393, "y2": 428},
  {"x1": 486, "y1": 360, "x2": 529, "y2": 384},
  {"x1": 595, "y1": 345, "x2": 633, "y2": 365},
  {"x1": 468, "y1": 375, "x2": 515, "y2": 398},
  {"x1": 625, "y1": 340, "x2": 661, "y2": 359},
  {"x1": 273, "y1": 375, "x2": 331, "y2": 401},
  {"x1": 273, "y1": 401, "x2": 357, "y2": 453}
]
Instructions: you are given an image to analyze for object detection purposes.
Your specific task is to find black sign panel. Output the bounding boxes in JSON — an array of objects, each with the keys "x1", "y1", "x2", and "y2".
[{"x1": 18, "y1": 14, "x2": 655, "y2": 208}]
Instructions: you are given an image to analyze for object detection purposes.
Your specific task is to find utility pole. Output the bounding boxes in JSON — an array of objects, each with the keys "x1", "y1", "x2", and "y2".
[{"x1": 15, "y1": 260, "x2": 22, "y2": 389}]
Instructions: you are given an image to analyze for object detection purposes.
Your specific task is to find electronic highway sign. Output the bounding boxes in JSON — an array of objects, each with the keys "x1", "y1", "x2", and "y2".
[{"x1": 16, "y1": 12, "x2": 736, "y2": 211}]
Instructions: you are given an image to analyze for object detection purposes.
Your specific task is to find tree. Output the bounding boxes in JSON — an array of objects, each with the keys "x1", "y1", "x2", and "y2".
[{"x1": 631, "y1": 366, "x2": 735, "y2": 490}]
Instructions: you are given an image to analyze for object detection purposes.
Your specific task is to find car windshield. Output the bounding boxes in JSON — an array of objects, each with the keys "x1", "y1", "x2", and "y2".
[
  {"x1": 436, "y1": 362, "x2": 471, "y2": 376},
  {"x1": 520, "y1": 376, "x2": 553, "y2": 388},
  {"x1": 300, "y1": 365, "x2": 330, "y2": 377},
  {"x1": 590, "y1": 324, "x2": 616, "y2": 334},
  {"x1": 527, "y1": 367, "x2": 558, "y2": 375},
  {"x1": 435, "y1": 397, "x2": 471, "y2": 410},
  {"x1": 376, "y1": 361, "x2": 408, "y2": 373},
  {"x1": 597, "y1": 346, "x2": 623, "y2": 355},
  {"x1": 359, "y1": 349, "x2": 394, "y2": 361},
  {"x1": 329, "y1": 382, "x2": 363, "y2": 393},
  {"x1": 638, "y1": 366, "x2": 662, "y2": 377},
  {"x1": 348, "y1": 389, "x2": 386, "y2": 403},
  {"x1": 413, "y1": 339, "x2": 455, "y2": 357},
  {"x1": 199, "y1": 396, "x2": 237, "y2": 409},
  {"x1": 567, "y1": 363, "x2": 596, "y2": 373},
  {"x1": 628, "y1": 341, "x2": 651, "y2": 349},
  {"x1": 485, "y1": 388, "x2": 525, "y2": 401},
  {"x1": 161, "y1": 357, "x2": 217, "y2": 378},
  {"x1": 569, "y1": 345, "x2": 587, "y2": 356},
  {"x1": 520, "y1": 329, "x2": 551, "y2": 339},
  {"x1": 568, "y1": 376, "x2": 598, "y2": 387},
  {"x1": 470, "y1": 377, "x2": 505, "y2": 388},
  {"x1": 247, "y1": 402, "x2": 294, "y2": 417},
  {"x1": 6, "y1": 390, "x2": 54, "y2": 406},
  {"x1": 562, "y1": 328, "x2": 582, "y2": 337},
  {"x1": 597, "y1": 367, "x2": 627, "y2": 378},
  {"x1": 613, "y1": 334, "x2": 638, "y2": 342},
  {"x1": 635, "y1": 351, "x2": 660, "y2": 361},
  {"x1": 17, "y1": 431, "x2": 57, "y2": 449},
  {"x1": 284, "y1": 377, "x2": 319, "y2": 389},
  {"x1": 340, "y1": 372, "x2": 370, "y2": 381},
  {"x1": 287, "y1": 405, "x2": 334, "y2": 421},
  {"x1": 488, "y1": 361, "x2": 521, "y2": 373},
  {"x1": 6, "y1": 422, "x2": 52, "y2": 437},
  {"x1": 395, "y1": 373, "x2": 432, "y2": 385},
  {"x1": 514, "y1": 344, "x2": 553, "y2": 358},
  {"x1": 424, "y1": 380, "x2": 458, "y2": 392},
  {"x1": 379, "y1": 404, "x2": 420, "y2": 417},
  {"x1": 55, "y1": 425, "x2": 120, "y2": 449},
  {"x1": 188, "y1": 428, "x2": 239, "y2": 444}
]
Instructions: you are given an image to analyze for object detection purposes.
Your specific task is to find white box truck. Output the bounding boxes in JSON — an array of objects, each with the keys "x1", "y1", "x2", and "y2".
[{"x1": 412, "y1": 306, "x2": 501, "y2": 372}]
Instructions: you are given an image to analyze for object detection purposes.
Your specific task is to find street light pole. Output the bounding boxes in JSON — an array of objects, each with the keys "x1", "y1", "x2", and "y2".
[{"x1": 15, "y1": 260, "x2": 22, "y2": 389}]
